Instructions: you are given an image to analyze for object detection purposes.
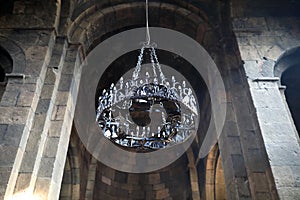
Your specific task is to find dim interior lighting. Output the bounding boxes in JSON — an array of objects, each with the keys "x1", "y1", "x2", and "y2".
[{"x1": 96, "y1": 0, "x2": 199, "y2": 151}]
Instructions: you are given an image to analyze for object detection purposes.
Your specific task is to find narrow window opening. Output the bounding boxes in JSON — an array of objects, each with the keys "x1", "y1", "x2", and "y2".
[
  {"x1": 281, "y1": 64, "x2": 300, "y2": 136},
  {"x1": 0, "y1": 65, "x2": 6, "y2": 100}
]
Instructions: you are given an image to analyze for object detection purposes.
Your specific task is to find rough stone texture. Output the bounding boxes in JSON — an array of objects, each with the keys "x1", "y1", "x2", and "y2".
[
  {"x1": 231, "y1": 1, "x2": 300, "y2": 199},
  {"x1": 0, "y1": 0, "x2": 299, "y2": 199},
  {"x1": 92, "y1": 153, "x2": 191, "y2": 200}
]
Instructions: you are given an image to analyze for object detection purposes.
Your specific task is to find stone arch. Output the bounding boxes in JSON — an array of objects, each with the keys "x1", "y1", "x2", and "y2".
[
  {"x1": 69, "y1": 0, "x2": 210, "y2": 25},
  {"x1": 68, "y1": 1, "x2": 227, "y2": 199},
  {"x1": 214, "y1": 153, "x2": 226, "y2": 200},
  {"x1": 274, "y1": 46, "x2": 300, "y2": 78},
  {"x1": 274, "y1": 46, "x2": 300, "y2": 135},
  {"x1": 205, "y1": 144, "x2": 226, "y2": 200},
  {"x1": 60, "y1": 131, "x2": 81, "y2": 200},
  {"x1": 0, "y1": 36, "x2": 26, "y2": 74},
  {"x1": 68, "y1": 0, "x2": 221, "y2": 160},
  {"x1": 58, "y1": 0, "x2": 76, "y2": 35},
  {"x1": 67, "y1": 2, "x2": 218, "y2": 54}
]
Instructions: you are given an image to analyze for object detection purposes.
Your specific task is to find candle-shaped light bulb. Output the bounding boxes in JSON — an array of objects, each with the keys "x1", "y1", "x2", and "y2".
[{"x1": 142, "y1": 127, "x2": 146, "y2": 136}]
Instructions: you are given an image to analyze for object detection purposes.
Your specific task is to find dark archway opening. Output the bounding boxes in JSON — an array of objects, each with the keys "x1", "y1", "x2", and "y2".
[
  {"x1": 0, "y1": 46, "x2": 13, "y2": 101},
  {"x1": 0, "y1": 65, "x2": 5, "y2": 82},
  {"x1": 281, "y1": 65, "x2": 300, "y2": 136},
  {"x1": 0, "y1": 0, "x2": 14, "y2": 17}
]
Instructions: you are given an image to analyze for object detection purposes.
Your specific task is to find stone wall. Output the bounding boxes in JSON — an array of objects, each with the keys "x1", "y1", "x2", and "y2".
[
  {"x1": 0, "y1": 1, "x2": 83, "y2": 197},
  {"x1": 93, "y1": 154, "x2": 191, "y2": 200},
  {"x1": 0, "y1": 0, "x2": 299, "y2": 199},
  {"x1": 231, "y1": 1, "x2": 300, "y2": 199}
]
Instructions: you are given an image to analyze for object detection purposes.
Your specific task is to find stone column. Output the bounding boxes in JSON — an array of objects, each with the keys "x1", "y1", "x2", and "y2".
[
  {"x1": 248, "y1": 76, "x2": 300, "y2": 199},
  {"x1": 2, "y1": 35, "x2": 83, "y2": 200},
  {"x1": 231, "y1": 15, "x2": 300, "y2": 198},
  {"x1": 32, "y1": 43, "x2": 83, "y2": 200},
  {"x1": 218, "y1": 68, "x2": 278, "y2": 199},
  {"x1": 0, "y1": 31, "x2": 55, "y2": 200}
]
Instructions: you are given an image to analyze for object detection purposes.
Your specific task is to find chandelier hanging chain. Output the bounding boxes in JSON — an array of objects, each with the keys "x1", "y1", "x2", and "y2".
[
  {"x1": 150, "y1": 47, "x2": 158, "y2": 78},
  {"x1": 151, "y1": 47, "x2": 165, "y2": 81},
  {"x1": 132, "y1": 46, "x2": 145, "y2": 81},
  {"x1": 133, "y1": 0, "x2": 166, "y2": 85},
  {"x1": 146, "y1": 0, "x2": 151, "y2": 46}
]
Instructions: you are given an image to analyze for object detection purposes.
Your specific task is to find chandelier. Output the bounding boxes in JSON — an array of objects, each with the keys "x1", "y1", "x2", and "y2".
[{"x1": 96, "y1": 0, "x2": 198, "y2": 150}]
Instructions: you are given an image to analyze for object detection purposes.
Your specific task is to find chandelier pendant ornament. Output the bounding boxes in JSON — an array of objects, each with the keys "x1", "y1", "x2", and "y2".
[{"x1": 96, "y1": 0, "x2": 199, "y2": 150}]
